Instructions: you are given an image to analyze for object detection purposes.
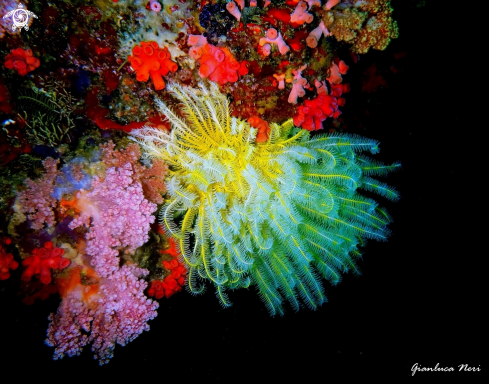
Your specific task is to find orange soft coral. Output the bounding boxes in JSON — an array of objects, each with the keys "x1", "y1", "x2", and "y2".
[
  {"x1": 21, "y1": 241, "x2": 71, "y2": 285},
  {"x1": 56, "y1": 265, "x2": 99, "y2": 302},
  {"x1": 247, "y1": 116, "x2": 271, "y2": 143},
  {"x1": 197, "y1": 43, "x2": 248, "y2": 85},
  {"x1": 4, "y1": 48, "x2": 40, "y2": 76},
  {"x1": 128, "y1": 41, "x2": 178, "y2": 90}
]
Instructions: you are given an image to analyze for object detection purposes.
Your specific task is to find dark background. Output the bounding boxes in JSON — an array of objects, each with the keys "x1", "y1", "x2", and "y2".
[{"x1": 0, "y1": 1, "x2": 482, "y2": 382}]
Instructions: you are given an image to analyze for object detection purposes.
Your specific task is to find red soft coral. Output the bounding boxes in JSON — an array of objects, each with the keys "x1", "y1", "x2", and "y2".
[
  {"x1": 21, "y1": 241, "x2": 71, "y2": 285},
  {"x1": 293, "y1": 94, "x2": 339, "y2": 131},
  {"x1": 128, "y1": 41, "x2": 177, "y2": 91},
  {"x1": 197, "y1": 43, "x2": 248, "y2": 85},
  {"x1": 293, "y1": 83, "x2": 350, "y2": 131},
  {"x1": 0, "y1": 242, "x2": 18, "y2": 281},
  {"x1": 148, "y1": 238, "x2": 187, "y2": 299},
  {"x1": 4, "y1": 48, "x2": 40, "y2": 76}
]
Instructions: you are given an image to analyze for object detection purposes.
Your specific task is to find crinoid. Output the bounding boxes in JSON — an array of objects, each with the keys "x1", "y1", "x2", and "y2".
[
  {"x1": 130, "y1": 82, "x2": 400, "y2": 315},
  {"x1": 17, "y1": 79, "x2": 79, "y2": 147}
]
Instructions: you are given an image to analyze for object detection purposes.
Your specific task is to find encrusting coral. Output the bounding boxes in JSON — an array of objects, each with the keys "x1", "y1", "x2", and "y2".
[{"x1": 130, "y1": 82, "x2": 400, "y2": 315}]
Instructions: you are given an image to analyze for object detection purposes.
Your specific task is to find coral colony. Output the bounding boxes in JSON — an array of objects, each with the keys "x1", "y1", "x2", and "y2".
[{"x1": 1, "y1": 0, "x2": 400, "y2": 364}]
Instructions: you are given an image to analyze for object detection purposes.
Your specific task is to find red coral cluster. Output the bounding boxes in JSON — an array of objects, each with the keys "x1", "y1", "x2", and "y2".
[
  {"x1": 128, "y1": 41, "x2": 177, "y2": 91},
  {"x1": 21, "y1": 241, "x2": 71, "y2": 285},
  {"x1": 0, "y1": 239, "x2": 18, "y2": 280},
  {"x1": 4, "y1": 48, "x2": 40, "y2": 76},
  {"x1": 148, "y1": 238, "x2": 187, "y2": 299},
  {"x1": 293, "y1": 84, "x2": 349, "y2": 131},
  {"x1": 197, "y1": 43, "x2": 248, "y2": 85}
]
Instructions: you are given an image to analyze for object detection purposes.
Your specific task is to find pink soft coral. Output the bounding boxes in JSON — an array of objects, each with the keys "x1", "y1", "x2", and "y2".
[
  {"x1": 89, "y1": 265, "x2": 158, "y2": 364},
  {"x1": 46, "y1": 263, "x2": 158, "y2": 364},
  {"x1": 69, "y1": 164, "x2": 157, "y2": 277},
  {"x1": 15, "y1": 158, "x2": 60, "y2": 230},
  {"x1": 101, "y1": 142, "x2": 168, "y2": 204}
]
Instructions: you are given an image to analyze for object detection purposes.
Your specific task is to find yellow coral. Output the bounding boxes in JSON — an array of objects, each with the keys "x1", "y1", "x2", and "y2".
[{"x1": 322, "y1": 0, "x2": 398, "y2": 54}]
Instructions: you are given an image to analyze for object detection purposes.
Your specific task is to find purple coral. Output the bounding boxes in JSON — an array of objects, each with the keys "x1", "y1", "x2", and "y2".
[
  {"x1": 69, "y1": 164, "x2": 157, "y2": 277},
  {"x1": 15, "y1": 157, "x2": 60, "y2": 230}
]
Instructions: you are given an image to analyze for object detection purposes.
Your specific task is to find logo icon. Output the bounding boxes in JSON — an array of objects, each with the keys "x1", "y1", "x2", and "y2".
[{"x1": 2, "y1": 4, "x2": 37, "y2": 32}]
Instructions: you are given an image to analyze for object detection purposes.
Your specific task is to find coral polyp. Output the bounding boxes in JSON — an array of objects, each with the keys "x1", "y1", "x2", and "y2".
[{"x1": 130, "y1": 82, "x2": 400, "y2": 315}]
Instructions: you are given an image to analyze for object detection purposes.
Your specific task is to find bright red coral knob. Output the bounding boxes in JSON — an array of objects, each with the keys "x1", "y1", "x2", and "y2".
[
  {"x1": 0, "y1": 243, "x2": 18, "y2": 281},
  {"x1": 148, "y1": 238, "x2": 187, "y2": 299},
  {"x1": 4, "y1": 48, "x2": 40, "y2": 76},
  {"x1": 128, "y1": 41, "x2": 178, "y2": 90},
  {"x1": 21, "y1": 242, "x2": 71, "y2": 285}
]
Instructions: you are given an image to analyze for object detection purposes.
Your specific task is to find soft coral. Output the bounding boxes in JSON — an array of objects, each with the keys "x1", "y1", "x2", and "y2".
[
  {"x1": 128, "y1": 41, "x2": 177, "y2": 91},
  {"x1": 0, "y1": 240, "x2": 18, "y2": 281},
  {"x1": 21, "y1": 241, "x2": 71, "y2": 285},
  {"x1": 4, "y1": 48, "x2": 40, "y2": 76},
  {"x1": 189, "y1": 38, "x2": 248, "y2": 85},
  {"x1": 148, "y1": 238, "x2": 187, "y2": 299}
]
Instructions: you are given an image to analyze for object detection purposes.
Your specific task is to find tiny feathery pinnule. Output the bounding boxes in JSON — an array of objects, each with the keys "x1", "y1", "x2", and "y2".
[{"x1": 130, "y1": 82, "x2": 400, "y2": 315}]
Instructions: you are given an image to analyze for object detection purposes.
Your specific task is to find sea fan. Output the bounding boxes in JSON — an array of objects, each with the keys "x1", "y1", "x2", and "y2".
[{"x1": 130, "y1": 82, "x2": 400, "y2": 315}]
